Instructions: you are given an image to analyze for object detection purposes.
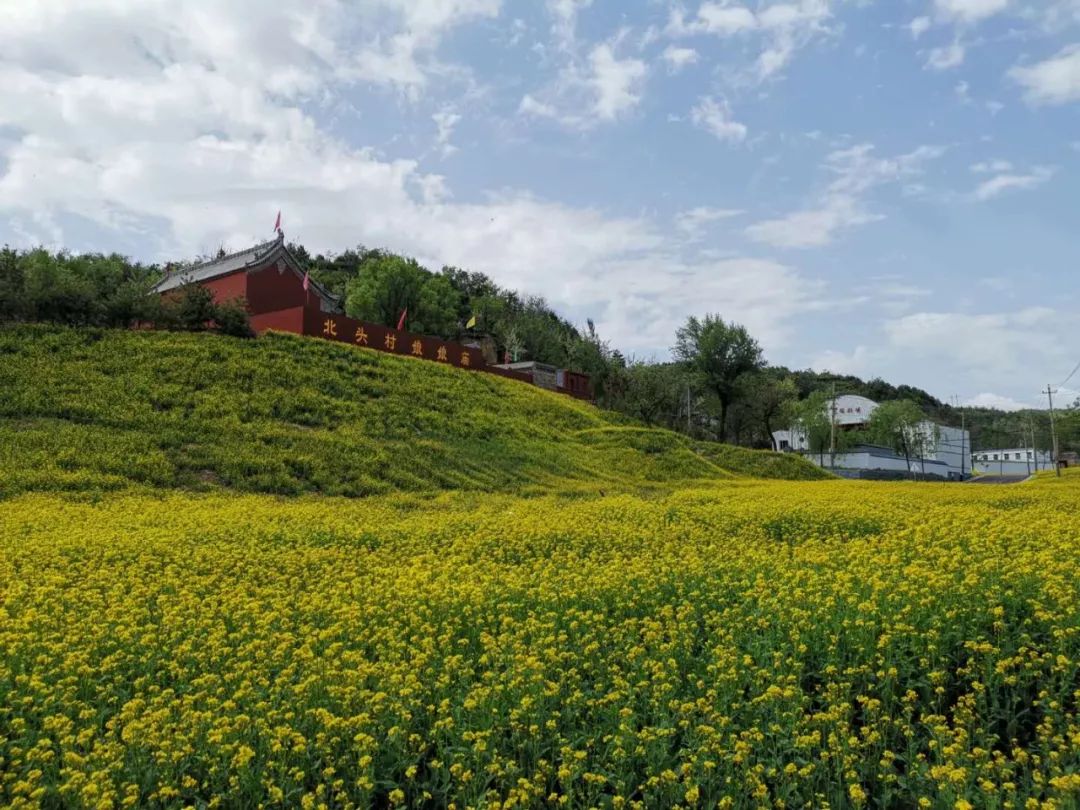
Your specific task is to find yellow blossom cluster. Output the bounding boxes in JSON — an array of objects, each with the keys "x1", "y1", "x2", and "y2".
[{"x1": 3, "y1": 477, "x2": 1080, "y2": 808}]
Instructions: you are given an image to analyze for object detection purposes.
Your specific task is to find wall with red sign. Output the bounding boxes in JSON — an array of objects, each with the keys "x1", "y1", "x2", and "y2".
[{"x1": 303, "y1": 308, "x2": 486, "y2": 372}]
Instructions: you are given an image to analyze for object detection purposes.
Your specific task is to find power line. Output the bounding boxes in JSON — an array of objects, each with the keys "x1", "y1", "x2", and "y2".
[{"x1": 1059, "y1": 358, "x2": 1080, "y2": 388}]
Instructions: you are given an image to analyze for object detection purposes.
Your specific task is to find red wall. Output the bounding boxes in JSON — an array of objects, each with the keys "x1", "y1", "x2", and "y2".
[
  {"x1": 303, "y1": 308, "x2": 487, "y2": 371},
  {"x1": 200, "y1": 271, "x2": 248, "y2": 304},
  {"x1": 246, "y1": 262, "x2": 307, "y2": 314},
  {"x1": 559, "y1": 371, "x2": 593, "y2": 401},
  {"x1": 251, "y1": 306, "x2": 305, "y2": 335}
]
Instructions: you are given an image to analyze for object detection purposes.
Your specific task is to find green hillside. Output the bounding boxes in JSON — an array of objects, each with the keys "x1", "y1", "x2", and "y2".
[{"x1": 0, "y1": 325, "x2": 826, "y2": 497}]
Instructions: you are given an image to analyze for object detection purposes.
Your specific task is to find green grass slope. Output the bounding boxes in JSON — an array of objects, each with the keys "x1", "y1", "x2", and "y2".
[{"x1": 0, "y1": 325, "x2": 827, "y2": 496}]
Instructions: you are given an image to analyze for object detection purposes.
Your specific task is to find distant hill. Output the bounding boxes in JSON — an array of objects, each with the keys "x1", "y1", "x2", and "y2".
[{"x1": 0, "y1": 326, "x2": 827, "y2": 497}]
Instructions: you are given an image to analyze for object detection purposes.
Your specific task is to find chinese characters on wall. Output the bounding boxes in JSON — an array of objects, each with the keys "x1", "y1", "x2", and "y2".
[{"x1": 310, "y1": 313, "x2": 481, "y2": 371}]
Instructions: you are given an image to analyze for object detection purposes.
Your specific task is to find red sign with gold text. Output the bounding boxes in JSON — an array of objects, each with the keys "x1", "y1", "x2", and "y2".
[{"x1": 303, "y1": 308, "x2": 486, "y2": 371}]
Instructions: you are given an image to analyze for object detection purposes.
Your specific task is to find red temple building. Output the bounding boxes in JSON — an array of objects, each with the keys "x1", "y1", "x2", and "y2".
[{"x1": 151, "y1": 234, "x2": 592, "y2": 401}]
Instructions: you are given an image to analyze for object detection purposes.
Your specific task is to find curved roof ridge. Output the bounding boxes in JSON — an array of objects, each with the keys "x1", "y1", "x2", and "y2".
[{"x1": 183, "y1": 234, "x2": 282, "y2": 273}]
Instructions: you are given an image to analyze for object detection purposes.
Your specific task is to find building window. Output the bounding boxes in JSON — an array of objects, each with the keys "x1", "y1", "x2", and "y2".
[{"x1": 992, "y1": 454, "x2": 998, "y2": 460}]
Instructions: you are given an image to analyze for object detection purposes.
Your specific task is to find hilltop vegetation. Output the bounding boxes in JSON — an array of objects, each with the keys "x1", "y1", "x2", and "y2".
[
  {"x1": 0, "y1": 325, "x2": 825, "y2": 498},
  {"x1": 11, "y1": 242, "x2": 1070, "y2": 457}
]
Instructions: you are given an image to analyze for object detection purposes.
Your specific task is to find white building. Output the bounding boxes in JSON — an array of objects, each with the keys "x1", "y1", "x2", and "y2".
[
  {"x1": 773, "y1": 395, "x2": 972, "y2": 480},
  {"x1": 972, "y1": 448, "x2": 1051, "y2": 476},
  {"x1": 774, "y1": 395, "x2": 878, "y2": 451}
]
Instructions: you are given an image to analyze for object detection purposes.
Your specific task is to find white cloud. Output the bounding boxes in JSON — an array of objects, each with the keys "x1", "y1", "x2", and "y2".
[
  {"x1": 934, "y1": 0, "x2": 1009, "y2": 24},
  {"x1": 661, "y1": 46, "x2": 699, "y2": 73},
  {"x1": 1010, "y1": 46, "x2": 1080, "y2": 105},
  {"x1": 690, "y1": 96, "x2": 748, "y2": 142},
  {"x1": 589, "y1": 44, "x2": 647, "y2": 120},
  {"x1": 547, "y1": 0, "x2": 593, "y2": 47},
  {"x1": 970, "y1": 159, "x2": 1013, "y2": 173},
  {"x1": 518, "y1": 41, "x2": 647, "y2": 127},
  {"x1": 344, "y1": 0, "x2": 503, "y2": 94},
  {"x1": 885, "y1": 307, "x2": 1061, "y2": 375},
  {"x1": 674, "y1": 206, "x2": 743, "y2": 236},
  {"x1": 677, "y1": 3, "x2": 759, "y2": 36},
  {"x1": 582, "y1": 255, "x2": 827, "y2": 355},
  {"x1": 908, "y1": 16, "x2": 932, "y2": 38},
  {"x1": 972, "y1": 167, "x2": 1054, "y2": 200},
  {"x1": 414, "y1": 172, "x2": 451, "y2": 204},
  {"x1": 811, "y1": 345, "x2": 875, "y2": 376},
  {"x1": 667, "y1": 0, "x2": 833, "y2": 82},
  {"x1": 745, "y1": 198, "x2": 877, "y2": 249},
  {"x1": 0, "y1": 0, "x2": 837, "y2": 362},
  {"x1": 432, "y1": 109, "x2": 461, "y2": 157},
  {"x1": 746, "y1": 144, "x2": 944, "y2": 249},
  {"x1": 965, "y1": 392, "x2": 1032, "y2": 411},
  {"x1": 925, "y1": 41, "x2": 965, "y2": 70},
  {"x1": 518, "y1": 94, "x2": 559, "y2": 118}
]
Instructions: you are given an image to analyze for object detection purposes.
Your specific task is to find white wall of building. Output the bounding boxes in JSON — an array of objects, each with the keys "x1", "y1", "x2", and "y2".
[
  {"x1": 830, "y1": 395, "x2": 878, "y2": 427},
  {"x1": 922, "y1": 423, "x2": 971, "y2": 479},
  {"x1": 805, "y1": 449, "x2": 952, "y2": 476},
  {"x1": 772, "y1": 396, "x2": 970, "y2": 479},
  {"x1": 972, "y1": 448, "x2": 1050, "y2": 476}
]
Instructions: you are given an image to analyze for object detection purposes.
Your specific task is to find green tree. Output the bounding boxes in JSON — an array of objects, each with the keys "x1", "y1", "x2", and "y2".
[
  {"x1": 609, "y1": 362, "x2": 688, "y2": 427},
  {"x1": 3, "y1": 247, "x2": 161, "y2": 327},
  {"x1": 1057, "y1": 402, "x2": 1080, "y2": 452},
  {"x1": 791, "y1": 391, "x2": 834, "y2": 465},
  {"x1": 738, "y1": 372, "x2": 799, "y2": 449},
  {"x1": 673, "y1": 315, "x2": 764, "y2": 443},
  {"x1": 565, "y1": 320, "x2": 625, "y2": 404},
  {"x1": 440, "y1": 266, "x2": 502, "y2": 325},
  {"x1": 867, "y1": 399, "x2": 934, "y2": 475},
  {"x1": 344, "y1": 253, "x2": 460, "y2": 338},
  {"x1": 0, "y1": 246, "x2": 27, "y2": 321}
]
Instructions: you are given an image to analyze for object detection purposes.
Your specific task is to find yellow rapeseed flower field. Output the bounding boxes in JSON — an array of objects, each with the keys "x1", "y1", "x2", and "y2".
[{"x1": 4, "y1": 477, "x2": 1080, "y2": 809}]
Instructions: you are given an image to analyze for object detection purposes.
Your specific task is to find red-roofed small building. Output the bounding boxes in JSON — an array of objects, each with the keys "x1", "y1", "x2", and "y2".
[{"x1": 152, "y1": 233, "x2": 341, "y2": 334}]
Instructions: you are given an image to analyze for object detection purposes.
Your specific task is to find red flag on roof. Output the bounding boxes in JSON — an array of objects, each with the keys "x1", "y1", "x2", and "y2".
[
  {"x1": 396, "y1": 308, "x2": 407, "y2": 331},
  {"x1": 273, "y1": 210, "x2": 281, "y2": 233},
  {"x1": 302, "y1": 271, "x2": 310, "y2": 292}
]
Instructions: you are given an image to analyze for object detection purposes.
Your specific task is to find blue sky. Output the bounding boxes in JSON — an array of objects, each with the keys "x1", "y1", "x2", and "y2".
[{"x1": 2, "y1": 0, "x2": 1080, "y2": 407}]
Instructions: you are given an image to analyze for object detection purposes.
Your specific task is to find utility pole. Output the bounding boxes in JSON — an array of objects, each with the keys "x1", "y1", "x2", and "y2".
[
  {"x1": 1047, "y1": 384, "x2": 1062, "y2": 477},
  {"x1": 1023, "y1": 427, "x2": 1031, "y2": 476},
  {"x1": 829, "y1": 381, "x2": 837, "y2": 468},
  {"x1": 960, "y1": 405, "x2": 967, "y2": 479},
  {"x1": 1029, "y1": 417, "x2": 1039, "y2": 472},
  {"x1": 953, "y1": 395, "x2": 967, "y2": 479}
]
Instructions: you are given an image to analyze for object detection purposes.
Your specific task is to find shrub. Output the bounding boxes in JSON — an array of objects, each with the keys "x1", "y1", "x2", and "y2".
[
  {"x1": 173, "y1": 282, "x2": 217, "y2": 331},
  {"x1": 213, "y1": 296, "x2": 255, "y2": 338}
]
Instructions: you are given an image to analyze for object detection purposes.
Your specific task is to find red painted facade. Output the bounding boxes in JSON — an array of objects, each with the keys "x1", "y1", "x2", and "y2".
[
  {"x1": 198, "y1": 271, "x2": 248, "y2": 304},
  {"x1": 303, "y1": 308, "x2": 486, "y2": 371},
  {"x1": 246, "y1": 263, "x2": 309, "y2": 314},
  {"x1": 250, "y1": 305, "x2": 306, "y2": 335}
]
